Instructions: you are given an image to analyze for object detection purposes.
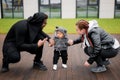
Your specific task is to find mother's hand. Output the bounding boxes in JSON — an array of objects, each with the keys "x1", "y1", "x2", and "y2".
[
  {"x1": 84, "y1": 61, "x2": 90, "y2": 67},
  {"x1": 68, "y1": 39, "x2": 74, "y2": 46}
]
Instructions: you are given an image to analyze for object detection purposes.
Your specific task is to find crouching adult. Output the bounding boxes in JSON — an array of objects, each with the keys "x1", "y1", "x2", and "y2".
[
  {"x1": 1, "y1": 12, "x2": 53, "y2": 72},
  {"x1": 68, "y1": 20, "x2": 120, "y2": 73}
]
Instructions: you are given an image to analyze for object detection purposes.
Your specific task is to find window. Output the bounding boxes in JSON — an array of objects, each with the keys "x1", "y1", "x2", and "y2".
[
  {"x1": 88, "y1": 0, "x2": 99, "y2": 18},
  {"x1": 39, "y1": 0, "x2": 61, "y2": 18},
  {"x1": 115, "y1": 0, "x2": 120, "y2": 18},
  {"x1": 76, "y1": 0, "x2": 99, "y2": 18},
  {"x1": 76, "y1": 0, "x2": 88, "y2": 18},
  {"x1": 1, "y1": 0, "x2": 23, "y2": 18},
  {"x1": 88, "y1": 0, "x2": 98, "y2": 5}
]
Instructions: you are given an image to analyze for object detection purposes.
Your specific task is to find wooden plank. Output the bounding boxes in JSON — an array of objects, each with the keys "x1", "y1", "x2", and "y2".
[{"x1": 0, "y1": 34, "x2": 120, "y2": 80}]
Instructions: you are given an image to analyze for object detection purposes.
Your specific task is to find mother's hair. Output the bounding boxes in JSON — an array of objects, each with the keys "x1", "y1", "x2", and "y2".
[{"x1": 76, "y1": 20, "x2": 89, "y2": 30}]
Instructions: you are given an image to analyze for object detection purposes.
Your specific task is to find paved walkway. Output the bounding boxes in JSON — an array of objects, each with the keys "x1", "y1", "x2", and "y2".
[{"x1": 0, "y1": 34, "x2": 120, "y2": 80}]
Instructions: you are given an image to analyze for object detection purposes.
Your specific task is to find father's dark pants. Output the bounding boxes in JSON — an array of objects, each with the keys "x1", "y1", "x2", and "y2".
[
  {"x1": 84, "y1": 47, "x2": 119, "y2": 66},
  {"x1": 2, "y1": 34, "x2": 45, "y2": 67},
  {"x1": 2, "y1": 43, "x2": 43, "y2": 64}
]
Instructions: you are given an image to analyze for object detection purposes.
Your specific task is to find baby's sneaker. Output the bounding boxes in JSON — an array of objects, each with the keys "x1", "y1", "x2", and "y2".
[
  {"x1": 53, "y1": 64, "x2": 57, "y2": 70},
  {"x1": 62, "y1": 64, "x2": 67, "y2": 69}
]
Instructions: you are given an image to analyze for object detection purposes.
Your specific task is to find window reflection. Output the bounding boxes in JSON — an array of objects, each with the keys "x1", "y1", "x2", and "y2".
[
  {"x1": 2, "y1": 0, "x2": 23, "y2": 18},
  {"x1": 76, "y1": 0, "x2": 87, "y2": 18},
  {"x1": 40, "y1": 0, "x2": 50, "y2": 17},
  {"x1": 115, "y1": 0, "x2": 120, "y2": 18},
  {"x1": 76, "y1": 0, "x2": 99, "y2": 18},
  {"x1": 50, "y1": 0, "x2": 61, "y2": 18},
  {"x1": 88, "y1": 0, "x2": 98, "y2": 5},
  {"x1": 39, "y1": 0, "x2": 61, "y2": 18}
]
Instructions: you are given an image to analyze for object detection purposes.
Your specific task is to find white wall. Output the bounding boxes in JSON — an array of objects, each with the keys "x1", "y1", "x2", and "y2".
[
  {"x1": 62, "y1": 0, "x2": 76, "y2": 18},
  {"x1": 99, "y1": 0, "x2": 115, "y2": 18},
  {"x1": 23, "y1": 0, "x2": 38, "y2": 19}
]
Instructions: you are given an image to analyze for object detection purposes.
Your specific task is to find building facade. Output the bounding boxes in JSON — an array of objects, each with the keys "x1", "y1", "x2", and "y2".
[{"x1": 0, "y1": 0, "x2": 120, "y2": 19}]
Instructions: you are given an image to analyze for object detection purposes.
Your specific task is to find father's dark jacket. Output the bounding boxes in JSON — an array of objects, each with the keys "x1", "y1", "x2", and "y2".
[{"x1": 2, "y1": 12, "x2": 50, "y2": 63}]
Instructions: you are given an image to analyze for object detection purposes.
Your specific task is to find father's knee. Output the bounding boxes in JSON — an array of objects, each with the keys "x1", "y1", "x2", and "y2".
[{"x1": 9, "y1": 53, "x2": 21, "y2": 63}]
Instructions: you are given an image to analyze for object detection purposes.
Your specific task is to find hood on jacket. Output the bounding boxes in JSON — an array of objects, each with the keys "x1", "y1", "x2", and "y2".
[
  {"x1": 55, "y1": 26, "x2": 67, "y2": 38},
  {"x1": 27, "y1": 12, "x2": 48, "y2": 42},
  {"x1": 27, "y1": 12, "x2": 48, "y2": 28},
  {"x1": 88, "y1": 20, "x2": 99, "y2": 32}
]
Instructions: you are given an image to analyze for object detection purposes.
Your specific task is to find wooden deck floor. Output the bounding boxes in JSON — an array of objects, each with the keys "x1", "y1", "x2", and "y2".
[{"x1": 0, "y1": 34, "x2": 120, "y2": 80}]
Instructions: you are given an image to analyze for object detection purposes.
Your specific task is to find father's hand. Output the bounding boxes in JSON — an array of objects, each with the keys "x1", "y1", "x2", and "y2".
[{"x1": 37, "y1": 38, "x2": 48, "y2": 47}]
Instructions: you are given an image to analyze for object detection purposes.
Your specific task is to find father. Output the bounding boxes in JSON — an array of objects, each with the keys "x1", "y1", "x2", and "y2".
[{"x1": 1, "y1": 12, "x2": 52, "y2": 72}]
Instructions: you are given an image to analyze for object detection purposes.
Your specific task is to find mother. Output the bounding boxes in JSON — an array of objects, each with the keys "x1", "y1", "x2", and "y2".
[
  {"x1": 69, "y1": 20, "x2": 120, "y2": 73},
  {"x1": 1, "y1": 12, "x2": 52, "y2": 72}
]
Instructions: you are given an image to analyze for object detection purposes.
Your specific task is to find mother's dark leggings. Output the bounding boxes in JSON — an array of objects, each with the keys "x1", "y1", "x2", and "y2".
[{"x1": 85, "y1": 48, "x2": 119, "y2": 66}]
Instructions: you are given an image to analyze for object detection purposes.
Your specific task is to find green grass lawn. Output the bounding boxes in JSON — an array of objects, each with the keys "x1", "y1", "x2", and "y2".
[{"x1": 0, "y1": 18, "x2": 120, "y2": 34}]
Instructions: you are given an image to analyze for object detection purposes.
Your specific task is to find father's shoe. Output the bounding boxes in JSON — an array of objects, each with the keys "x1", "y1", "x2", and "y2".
[
  {"x1": 91, "y1": 65, "x2": 107, "y2": 73},
  {"x1": 33, "y1": 61, "x2": 48, "y2": 71},
  {"x1": 1, "y1": 62, "x2": 9, "y2": 73},
  {"x1": 1, "y1": 67, "x2": 9, "y2": 73}
]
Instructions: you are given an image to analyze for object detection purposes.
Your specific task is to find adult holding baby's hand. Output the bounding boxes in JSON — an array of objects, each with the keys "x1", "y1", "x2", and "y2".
[
  {"x1": 68, "y1": 20, "x2": 120, "y2": 73},
  {"x1": 1, "y1": 12, "x2": 52, "y2": 73}
]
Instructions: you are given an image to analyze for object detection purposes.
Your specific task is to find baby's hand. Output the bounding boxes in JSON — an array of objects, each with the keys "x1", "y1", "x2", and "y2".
[
  {"x1": 49, "y1": 39, "x2": 54, "y2": 44},
  {"x1": 48, "y1": 39, "x2": 55, "y2": 47},
  {"x1": 49, "y1": 44, "x2": 53, "y2": 47}
]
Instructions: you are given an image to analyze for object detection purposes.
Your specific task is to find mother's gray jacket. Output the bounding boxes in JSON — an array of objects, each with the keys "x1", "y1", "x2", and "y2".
[{"x1": 73, "y1": 20, "x2": 120, "y2": 64}]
